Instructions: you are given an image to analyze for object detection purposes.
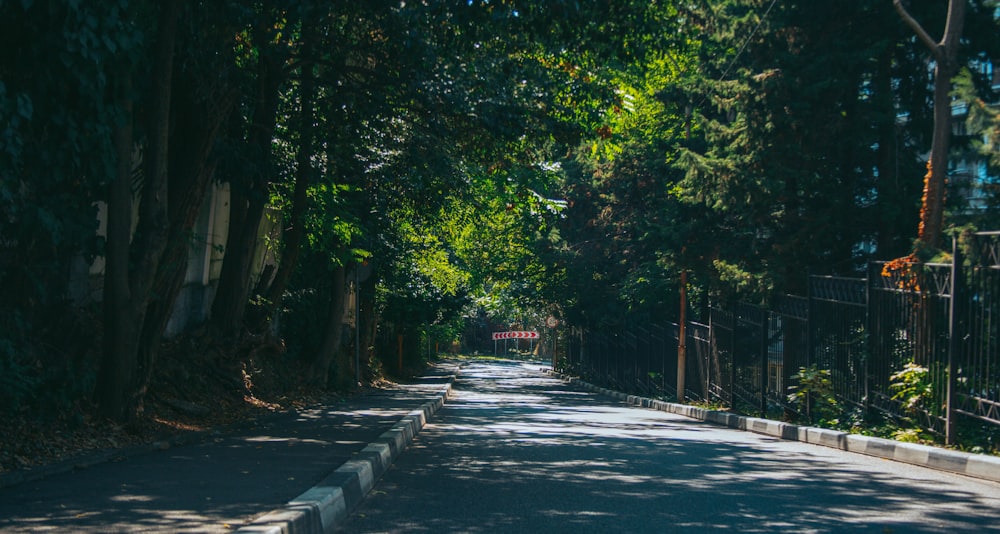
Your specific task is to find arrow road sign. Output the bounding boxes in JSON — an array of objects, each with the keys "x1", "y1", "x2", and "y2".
[{"x1": 492, "y1": 331, "x2": 539, "y2": 340}]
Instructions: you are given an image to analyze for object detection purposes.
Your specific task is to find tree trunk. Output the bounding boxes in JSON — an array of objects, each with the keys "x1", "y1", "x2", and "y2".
[
  {"x1": 918, "y1": 60, "x2": 958, "y2": 250},
  {"x1": 309, "y1": 265, "x2": 348, "y2": 387},
  {"x1": 894, "y1": 0, "x2": 966, "y2": 251},
  {"x1": 891, "y1": 1, "x2": 965, "y2": 413},
  {"x1": 133, "y1": 72, "x2": 235, "y2": 403},
  {"x1": 96, "y1": 0, "x2": 240, "y2": 420},
  {"x1": 96, "y1": 0, "x2": 180, "y2": 421},
  {"x1": 96, "y1": 96, "x2": 137, "y2": 422},
  {"x1": 359, "y1": 271, "x2": 378, "y2": 382},
  {"x1": 211, "y1": 184, "x2": 267, "y2": 335},
  {"x1": 210, "y1": 45, "x2": 284, "y2": 337}
]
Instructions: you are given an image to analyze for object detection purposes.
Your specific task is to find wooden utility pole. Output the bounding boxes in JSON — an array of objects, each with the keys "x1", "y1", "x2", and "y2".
[{"x1": 676, "y1": 105, "x2": 693, "y2": 404}]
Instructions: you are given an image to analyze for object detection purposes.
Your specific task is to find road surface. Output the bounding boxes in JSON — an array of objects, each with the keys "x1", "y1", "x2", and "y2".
[{"x1": 338, "y1": 360, "x2": 1000, "y2": 533}]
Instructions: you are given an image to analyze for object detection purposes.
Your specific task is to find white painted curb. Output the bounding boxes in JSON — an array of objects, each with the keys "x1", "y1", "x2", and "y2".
[
  {"x1": 550, "y1": 371, "x2": 1000, "y2": 484},
  {"x1": 238, "y1": 378, "x2": 454, "y2": 534}
]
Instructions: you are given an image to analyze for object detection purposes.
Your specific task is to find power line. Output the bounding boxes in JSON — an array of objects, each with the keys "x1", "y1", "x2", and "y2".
[
  {"x1": 718, "y1": 0, "x2": 779, "y2": 83},
  {"x1": 693, "y1": 0, "x2": 780, "y2": 111}
]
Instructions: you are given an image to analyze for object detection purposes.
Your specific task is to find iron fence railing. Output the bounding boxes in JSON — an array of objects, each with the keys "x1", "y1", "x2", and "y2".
[{"x1": 556, "y1": 232, "x2": 1000, "y2": 445}]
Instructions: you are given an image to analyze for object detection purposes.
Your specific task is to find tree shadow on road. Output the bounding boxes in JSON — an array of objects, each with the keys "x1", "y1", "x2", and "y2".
[{"x1": 343, "y1": 361, "x2": 1000, "y2": 533}]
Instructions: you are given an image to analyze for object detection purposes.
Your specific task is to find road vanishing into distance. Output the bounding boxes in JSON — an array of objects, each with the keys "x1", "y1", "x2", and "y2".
[{"x1": 336, "y1": 360, "x2": 1000, "y2": 533}]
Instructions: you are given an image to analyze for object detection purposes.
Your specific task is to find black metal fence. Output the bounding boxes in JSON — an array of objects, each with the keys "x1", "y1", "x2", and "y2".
[{"x1": 559, "y1": 232, "x2": 1000, "y2": 444}]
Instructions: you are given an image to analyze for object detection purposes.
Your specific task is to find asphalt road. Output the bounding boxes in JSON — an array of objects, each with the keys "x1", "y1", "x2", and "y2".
[{"x1": 337, "y1": 360, "x2": 1000, "y2": 534}]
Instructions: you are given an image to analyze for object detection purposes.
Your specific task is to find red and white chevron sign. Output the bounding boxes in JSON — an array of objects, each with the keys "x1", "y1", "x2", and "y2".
[{"x1": 492, "y1": 331, "x2": 539, "y2": 340}]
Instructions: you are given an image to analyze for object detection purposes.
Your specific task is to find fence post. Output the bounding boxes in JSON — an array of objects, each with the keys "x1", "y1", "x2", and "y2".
[
  {"x1": 806, "y1": 275, "x2": 813, "y2": 371},
  {"x1": 760, "y1": 311, "x2": 768, "y2": 417},
  {"x1": 805, "y1": 276, "x2": 815, "y2": 419},
  {"x1": 677, "y1": 271, "x2": 688, "y2": 403},
  {"x1": 729, "y1": 310, "x2": 736, "y2": 409},
  {"x1": 946, "y1": 236, "x2": 962, "y2": 445},
  {"x1": 864, "y1": 262, "x2": 873, "y2": 419}
]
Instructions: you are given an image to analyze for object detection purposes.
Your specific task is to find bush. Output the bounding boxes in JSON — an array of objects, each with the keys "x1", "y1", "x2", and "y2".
[
  {"x1": 787, "y1": 366, "x2": 838, "y2": 424},
  {"x1": 889, "y1": 361, "x2": 931, "y2": 415},
  {"x1": 0, "y1": 338, "x2": 39, "y2": 412}
]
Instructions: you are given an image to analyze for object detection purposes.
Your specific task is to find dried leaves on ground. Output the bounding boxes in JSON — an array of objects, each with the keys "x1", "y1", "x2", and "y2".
[{"x1": 0, "y1": 333, "x2": 342, "y2": 476}]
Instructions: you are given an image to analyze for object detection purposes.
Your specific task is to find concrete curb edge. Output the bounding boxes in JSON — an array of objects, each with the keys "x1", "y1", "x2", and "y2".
[
  {"x1": 237, "y1": 376, "x2": 455, "y2": 534},
  {"x1": 548, "y1": 371, "x2": 1000, "y2": 484}
]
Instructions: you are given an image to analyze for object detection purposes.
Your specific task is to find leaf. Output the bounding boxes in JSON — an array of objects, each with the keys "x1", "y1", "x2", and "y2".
[
  {"x1": 102, "y1": 35, "x2": 118, "y2": 53},
  {"x1": 16, "y1": 94, "x2": 32, "y2": 120}
]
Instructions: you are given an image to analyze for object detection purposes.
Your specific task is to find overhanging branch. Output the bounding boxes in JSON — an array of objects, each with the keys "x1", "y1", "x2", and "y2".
[{"x1": 892, "y1": 0, "x2": 943, "y2": 59}]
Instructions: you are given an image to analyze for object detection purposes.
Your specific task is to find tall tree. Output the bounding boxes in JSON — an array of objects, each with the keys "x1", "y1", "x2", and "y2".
[
  {"x1": 97, "y1": 1, "x2": 241, "y2": 421},
  {"x1": 261, "y1": 22, "x2": 318, "y2": 328},
  {"x1": 0, "y1": 1, "x2": 140, "y2": 411},
  {"x1": 210, "y1": 5, "x2": 291, "y2": 337},
  {"x1": 97, "y1": 0, "x2": 182, "y2": 421},
  {"x1": 893, "y1": 0, "x2": 966, "y2": 251},
  {"x1": 672, "y1": 1, "x2": 934, "y2": 296}
]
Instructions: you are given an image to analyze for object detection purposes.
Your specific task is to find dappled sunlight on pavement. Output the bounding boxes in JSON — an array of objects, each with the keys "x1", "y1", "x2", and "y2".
[
  {"x1": 338, "y1": 360, "x2": 1000, "y2": 534},
  {"x1": 0, "y1": 362, "x2": 459, "y2": 533}
]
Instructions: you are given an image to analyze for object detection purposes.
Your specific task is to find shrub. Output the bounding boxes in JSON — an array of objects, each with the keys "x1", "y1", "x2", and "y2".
[{"x1": 787, "y1": 366, "x2": 838, "y2": 424}]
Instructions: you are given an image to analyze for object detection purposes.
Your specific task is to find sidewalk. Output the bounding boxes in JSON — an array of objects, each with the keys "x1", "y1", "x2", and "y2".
[{"x1": 0, "y1": 361, "x2": 457, "y2": 533}]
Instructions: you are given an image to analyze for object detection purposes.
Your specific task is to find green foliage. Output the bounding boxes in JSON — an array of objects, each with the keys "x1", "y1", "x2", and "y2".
[
  {"x1": 889, "y1": 362, "x2": 932, "y2": 415},
  {"x1": 954, "y1": 417, "x2": 1000, "y2": 456},
  {"x1": 547, "y1": 61, "x2": 699, "y2": 327},
  {"x1": 0, "y1": 1, "x2": 140, "y2": 293},
  {"x1": 0, "y1": 1, "x2": 143, "y2": 413},
  {"x1": 787, "y1": 366, "x2": 838, "y2": 424},
  {"x1": 0, "y1": 304, "x2": 99, "y2": 415},
  {"x1": 277, "y1": 286, "x2": 327, "y2": 363},
  {"x1": 377, "y1": 210, "x2": 473, "y2": 340},
  {"x1": 787, "y1": 366, "x2": 834, "y2": 404},
  {"x1": 713, "y1": 260, "x2": 772, "y2": 300},
  {"x1": 689, "y1": 398, "x2": 730, "y2": 412},
  {"x1": 3, "y1": 0, "x2": 997, "y2": 441},
  {"x1": 671, "y1": 0, "x2": 935, "y2": 292},
  {"x1": 249, "y1": 0, "x2": 632, "y2": 370},
  {"x1": 891, "y1": 427, "x2": 934, "y2": 444},
  {"x1": 952, "y1": 67, "x2": 1000, "y2": 217},
  {"x1": 0, "y1": 336, "x2": 38, "y2": 413}
]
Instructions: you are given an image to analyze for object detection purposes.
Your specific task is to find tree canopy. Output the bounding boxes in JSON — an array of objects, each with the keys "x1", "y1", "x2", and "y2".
[{"x1": 1, "y1": 0, "x2": 998, "y2": 423}]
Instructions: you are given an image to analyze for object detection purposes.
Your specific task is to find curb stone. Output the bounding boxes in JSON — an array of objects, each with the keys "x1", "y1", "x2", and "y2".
[
  {"x1": 549, "y1": 371, "x2": 1000, "y2": 484},
  {"x1": 237, "y1": 375, "x2": 455, "y2": 534}
]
